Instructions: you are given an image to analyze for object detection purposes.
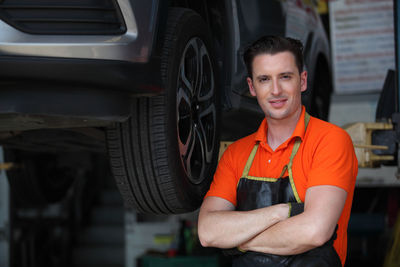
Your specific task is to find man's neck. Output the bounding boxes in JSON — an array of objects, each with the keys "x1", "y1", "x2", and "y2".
[{"x1": 266, "y1": 107, "x2": 302, "y2": 151}]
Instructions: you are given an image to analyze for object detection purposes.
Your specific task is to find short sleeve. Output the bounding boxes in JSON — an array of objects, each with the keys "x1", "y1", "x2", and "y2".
[
  {"x1": 204, "y1": 145, "x2": 239, "y2": 206},
  {"x1": 307, "y1": 127, "x2": 358, "y2": 193}
]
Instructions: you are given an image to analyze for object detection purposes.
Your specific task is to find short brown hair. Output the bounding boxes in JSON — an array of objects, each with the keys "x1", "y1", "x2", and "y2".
[{"x1": 243, "y1": 36, "x2": 304, "y2": 78}]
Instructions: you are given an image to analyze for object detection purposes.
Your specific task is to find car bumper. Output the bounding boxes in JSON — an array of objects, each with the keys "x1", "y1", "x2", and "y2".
[
  {"x1": 0, "y1": 0, "x2": 158, "y2": 63},
  {"x1": 0, "y1": 0, "x2": 165, "y2": 129}
]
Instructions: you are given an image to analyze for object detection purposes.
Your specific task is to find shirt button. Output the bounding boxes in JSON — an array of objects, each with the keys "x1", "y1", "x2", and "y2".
[{"x1": 268, "y1": 159, "x2": 271, "y2": 163}]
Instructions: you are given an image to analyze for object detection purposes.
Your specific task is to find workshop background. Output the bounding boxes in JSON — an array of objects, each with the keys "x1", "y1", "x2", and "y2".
[{"x1": 1, "y1": 0, "x2": 400, "y2": 267}]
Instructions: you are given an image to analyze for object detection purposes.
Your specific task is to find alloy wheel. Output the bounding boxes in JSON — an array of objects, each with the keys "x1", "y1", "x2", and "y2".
[{"x1": 176, "y1": 37, "x2": 217, "y2": 184}]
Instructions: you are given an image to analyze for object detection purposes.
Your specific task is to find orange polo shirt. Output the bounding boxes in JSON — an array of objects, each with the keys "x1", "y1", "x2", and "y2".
[{"x1": 205, "y1": 106, "x2": 358, "y2": 265}]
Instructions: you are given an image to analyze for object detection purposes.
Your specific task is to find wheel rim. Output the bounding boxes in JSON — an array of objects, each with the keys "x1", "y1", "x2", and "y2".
[{"x1": 176, "y1": 37, "x2": 217, "y2": 185}]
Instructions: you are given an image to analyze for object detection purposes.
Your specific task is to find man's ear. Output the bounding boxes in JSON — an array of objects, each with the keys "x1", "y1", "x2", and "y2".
[
  {"x1": 247, "y1": 77, "x2": 256, "y2": 96},
  {"x1": 300, "y1": 71, "x2": 307, "y2": 92}
]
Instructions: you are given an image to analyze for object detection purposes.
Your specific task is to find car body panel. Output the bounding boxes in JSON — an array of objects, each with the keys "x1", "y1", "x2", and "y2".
[
  {"x1": 0, "y1": 0, "x2": 157, "y2": 63},
  {"x1": 0, "y1": 0, "x2": 330, "y2": 133}
]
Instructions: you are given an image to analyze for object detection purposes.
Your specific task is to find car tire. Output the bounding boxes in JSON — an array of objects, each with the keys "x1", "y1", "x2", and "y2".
[
  {"x1": 309, "y1": 60, "x2": 332, "y2": 121},
  {"x1": 106, "y1": 8, "x2": 220, "y2": 214}
]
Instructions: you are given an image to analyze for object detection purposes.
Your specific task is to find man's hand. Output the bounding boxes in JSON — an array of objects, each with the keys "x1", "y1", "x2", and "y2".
[
  {"x1": 238, "y1": 185, "x2": 347, "y2": 255},
  {"x1": 198, "y1": 196, "x2": 289, "y2": 249}
]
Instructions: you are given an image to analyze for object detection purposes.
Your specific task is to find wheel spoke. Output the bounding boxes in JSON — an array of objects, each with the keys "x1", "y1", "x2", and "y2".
[
  {"x1": 182, "y1": 127, "x2": 195, "y2": 180},
  {"x1": 180, "y1": 39, "x2": 200, "y2": 98},
  {"x1": 197, "y1": 44, "x2": 214, "y2": 102},
  {"x1": 198, "y1": 103, "x2": 216, "y2": 163},
  {"x1": 177, "y1": 86, "x2": 193, "y2": 156},
  {"x1": 180, "y1": 64, "x2": 194, "y2": 97},
  {"x1": 184, "y1": 125, "x2": 206, "y2": 183}
]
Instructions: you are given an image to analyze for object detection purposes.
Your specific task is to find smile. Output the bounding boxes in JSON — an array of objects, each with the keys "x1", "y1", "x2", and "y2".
[
  {"x1": 269, "y1": 99, "x2": 287, "y2": 107},
  {"x1": 270, "y1": 99, "x2": 286, "y2": 103}
]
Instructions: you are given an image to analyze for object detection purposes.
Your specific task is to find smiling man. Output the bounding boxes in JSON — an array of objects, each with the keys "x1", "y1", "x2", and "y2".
[{"x1": 198, "y1": 36, "x2": 358, "y2": 266}]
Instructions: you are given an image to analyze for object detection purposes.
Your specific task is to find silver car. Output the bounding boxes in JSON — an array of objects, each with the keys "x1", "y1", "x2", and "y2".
[{"x1": 0, "y1": 0, "x2": 331, "y2": 214}]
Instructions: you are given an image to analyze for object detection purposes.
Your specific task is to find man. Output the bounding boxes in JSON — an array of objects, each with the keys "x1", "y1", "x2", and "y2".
[{"x1": 198, "y1": 36, "x2": 358, "y2": 266}]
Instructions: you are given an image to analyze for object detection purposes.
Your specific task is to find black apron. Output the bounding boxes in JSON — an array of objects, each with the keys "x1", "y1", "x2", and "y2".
[{"x1": 232, "y1": 113, "x2": 342, "y2": 267}]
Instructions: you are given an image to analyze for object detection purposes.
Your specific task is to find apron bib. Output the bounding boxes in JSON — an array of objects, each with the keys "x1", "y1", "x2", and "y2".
[{"x1": 232, "y1": 113, "x2": 341, "y2": 267}]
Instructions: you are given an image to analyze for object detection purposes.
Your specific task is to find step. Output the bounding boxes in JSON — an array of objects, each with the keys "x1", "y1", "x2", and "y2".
[
  {"x1": 72, "y1": 246, "x2": 124, "y2": 266},
  {"x1": 77, "y1": 226, "x2": 124, "y2": 246}
]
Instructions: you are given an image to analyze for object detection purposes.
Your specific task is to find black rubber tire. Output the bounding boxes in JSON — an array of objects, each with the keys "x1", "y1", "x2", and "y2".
[
  {"x1": 309, "y1": 60, "x2": 332, "y2": 121},
  {"x1": 106, "y1": 8, "x2": 220, "y2": 214}
]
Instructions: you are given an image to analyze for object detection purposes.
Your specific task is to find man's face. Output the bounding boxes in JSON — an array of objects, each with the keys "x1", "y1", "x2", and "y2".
[{"x1": 247, "y1": 51, "x2": 307, "y2": 121}]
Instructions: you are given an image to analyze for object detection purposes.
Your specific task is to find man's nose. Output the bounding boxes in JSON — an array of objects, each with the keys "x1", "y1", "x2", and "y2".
[{"x1": 271, "y1": 79, "x2": 282, "y2": 95}]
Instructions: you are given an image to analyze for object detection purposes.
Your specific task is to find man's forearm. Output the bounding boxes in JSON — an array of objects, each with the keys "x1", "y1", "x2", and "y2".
[
  {"x1": 198, "y1": 199, "x2": 289, "y2": 249},
  {"x1": 239, "y1": 186, "x2": 346, "y2": 255},
  {"x1": 239, "y1": 213, "x2": 323, "y2": 255}
]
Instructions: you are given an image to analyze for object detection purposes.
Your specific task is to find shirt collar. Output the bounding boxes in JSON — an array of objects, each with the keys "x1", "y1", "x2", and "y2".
[{"x1": 254, "y1": 106, "x2": 307, "y2": 144}]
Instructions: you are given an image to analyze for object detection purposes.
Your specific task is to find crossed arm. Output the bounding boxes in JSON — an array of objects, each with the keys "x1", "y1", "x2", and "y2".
[{"x1": 198, "y1": 185, "x2": 347, "y2": 255}]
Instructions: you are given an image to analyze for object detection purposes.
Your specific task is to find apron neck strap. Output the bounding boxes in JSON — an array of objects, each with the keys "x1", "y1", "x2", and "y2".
[
  {"x1": 241, "y1": 144, "x2": 259, "y2": 177},
  {"x1": 242, "y1": 112, "x2": 311, "y2": 179}
]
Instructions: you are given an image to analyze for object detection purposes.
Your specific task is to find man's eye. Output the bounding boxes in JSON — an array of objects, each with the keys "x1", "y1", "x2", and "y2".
[
  {"x1": 281, "y1": 75, "x2": 291, "y2": 80},
  {"x1": 259, "y1": 77, "x2": 269, "y2": 82}
]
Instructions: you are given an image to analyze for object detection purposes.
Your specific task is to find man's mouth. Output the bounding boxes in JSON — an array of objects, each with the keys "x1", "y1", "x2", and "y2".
[{"x1": 269, "y1": 99, "x2": 287, "y2": 107}]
